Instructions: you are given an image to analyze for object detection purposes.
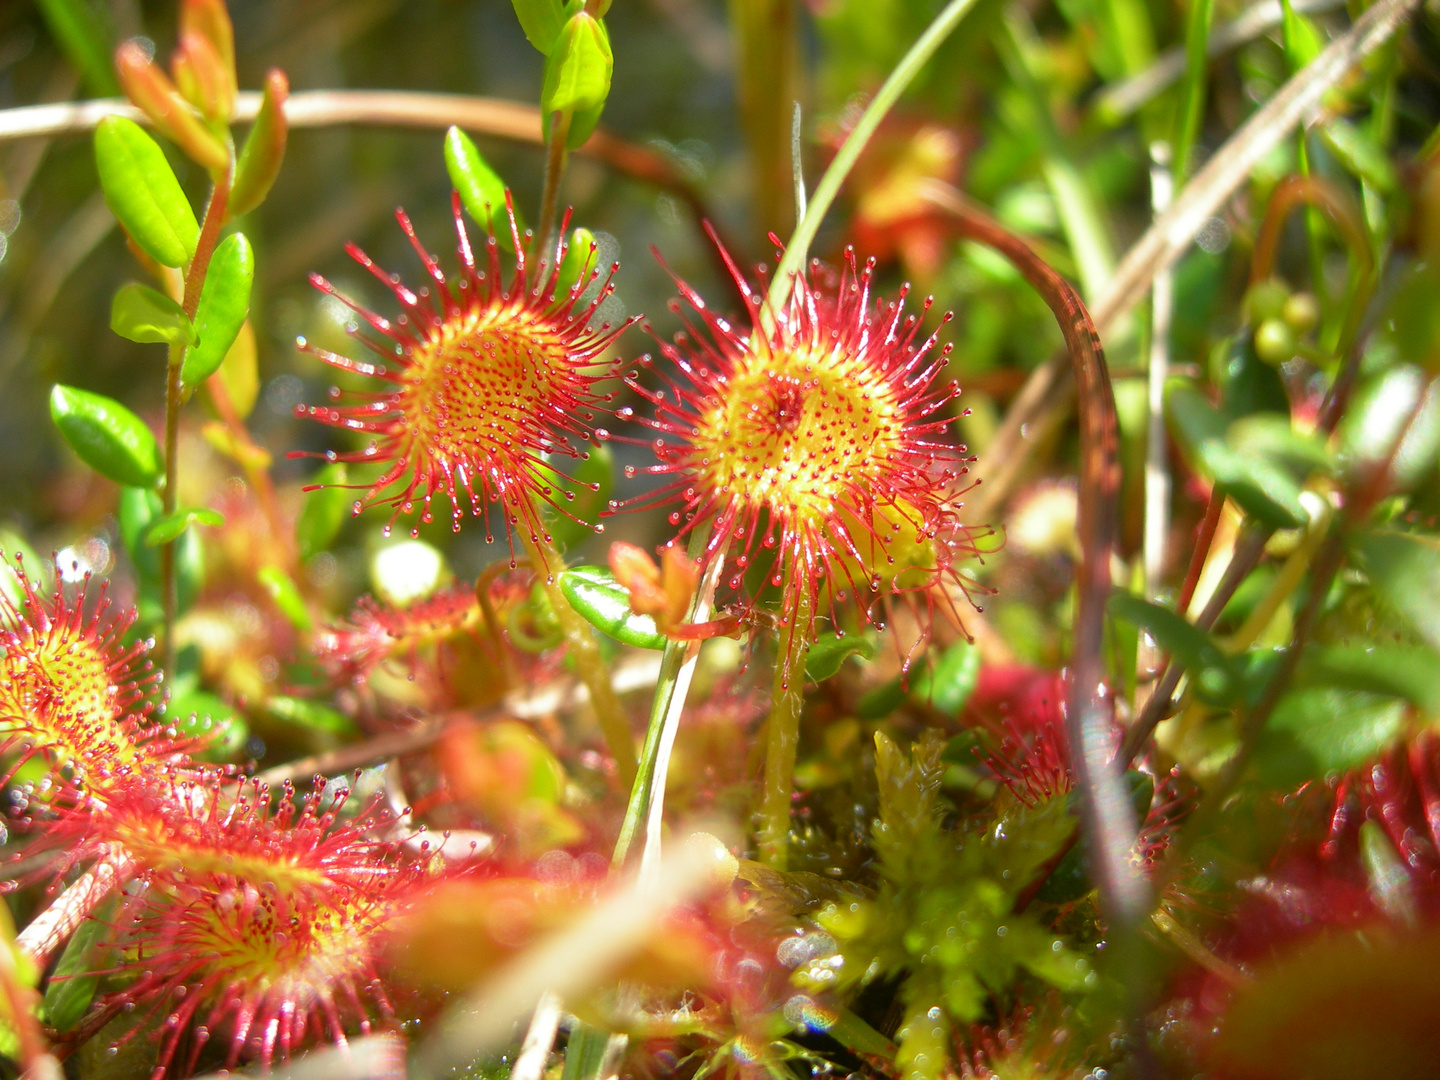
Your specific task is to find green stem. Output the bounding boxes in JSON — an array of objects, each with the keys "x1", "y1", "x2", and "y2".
[
  {"x1": 160, "y1": 171, "x2": 231, "y2": 677},
  {"x1": 519, "y1": 528, "x2": 637, "y2": 787},
  {"x1": 536, "y1": 110, "x2": 571, "y2": 263},
  {"x1": 612, "y1": 527, "x2": 717, "y2": 869},
  {"x1": 764, "y1": 0, "x2": 982, "y2": 314},
  {"x1": 1171, "y1": 0, "x2": 1216, "y2": 182},
  {"x1": 757, "y1": 563, "x2": 812, "y2": 869}
]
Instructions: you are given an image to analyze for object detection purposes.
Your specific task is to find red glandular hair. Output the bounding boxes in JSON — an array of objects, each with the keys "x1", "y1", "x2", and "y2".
[
  {"x1": 89, "y1": 774, "x2": 430, "y2": 1078},
  {"x1": 607, "y1": 236, "x2": 988, "y2": 660},
  {"x1": 295, "y1": 194, "x2": 634, "y2": 545}
]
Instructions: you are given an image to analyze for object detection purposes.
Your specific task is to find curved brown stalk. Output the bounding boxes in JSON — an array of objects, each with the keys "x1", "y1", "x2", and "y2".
[{"x1": 927, "y1": 186, "x2": 1148, "y2": 932}]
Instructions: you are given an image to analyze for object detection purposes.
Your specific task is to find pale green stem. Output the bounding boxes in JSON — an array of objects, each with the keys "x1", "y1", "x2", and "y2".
[
  {"x1": 757, "y1": 566, "x2": 813, "y2": 869},
  {"x1": 764, "y1": 0, "x2": 983, "y2": 314},
  {"x1": 612, "y1": 527, "x2": 717, "y2": 868},
  {"x1": 519, "y1": 529, "x2": 637, "y2": 787}
]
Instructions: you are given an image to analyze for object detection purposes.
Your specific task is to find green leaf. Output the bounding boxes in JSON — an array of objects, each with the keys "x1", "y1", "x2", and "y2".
[
  {"x1": 181, "y1": 232, "x2": 254, "y2": 386},
  {"x1": 50, "y1": 384, "x2": 162, "y2": 488},
  {"x1": 1321, "y1": 118, "x2": 1397, "y2": 193},
  {"x1": 1167, "y1": 381, "x2": 1312, "y2": 528},
  {"x1": 230, "y1": 69, "x2": 288, "y2": 218},
  {"x1": 93, "y1": 116, "x2": 199, "y2": 268},
  {"x1": 1297, "y1": 644, "x2": 1440, "y2": 714},
  {"x1": 1338, "y1": 365, "x2": 1440, "y2": 494},
  {"x1": 143, "y1": 506, "x2": 224, "y2": 547},
  {"x1": 1353, "y1": 529, "x2": 1440, "y2": 652},
  {"x1": 119, "y1": 487, "x2": 204, "y2": 615},
  {"x1": 555, "y1": 227, "x2": 598, "y2": 297},
  {"x1": 538, "y1": 444, "x2": 613, "y2": 551},
  {"x1": 296, "y1": 464, "x2": 351, "y2": 560},
  {"x1": 35, "y1": 0, "x2": 119, "y2": 97},
  {"x1": 558, "y1": 565, "x2": 667, "y2": 650},
  {"x1": 911, "y1": 640, "x2": 981, "y2": 717},
  {"x1": 41, "y1": 913, "x2": 108, "y2": 1032},
  {"x1": 257, "y1": 563, "x2": 312, "y2": 632},
  {"x1": 1108, "y1": 592, "x2": 1240, "y2": 703},
  {"x1": 164, "y1": 690, "x2": 247, "y2": 761},
  {"x1": 110, "y1": 282, "x2": 195, "y2": 346},
  {"x1": 806, "y1": 632, "x2": 877, "y2": 681},
  {"x1": 444, "y1": 127, "x2": 520, "y2": 247},
  {"x1": 1254, "y1": 688, "x2": 1407, "y2": 788},
  {"x1": 541, "y1": 14, "x2": 613, "y2": 149},
  {"x1": 512, "y1": 0, "x2": 567, "y2": 54},
  {"x1": 265, "y1": 695, "x2": 358, "y2": 737}
]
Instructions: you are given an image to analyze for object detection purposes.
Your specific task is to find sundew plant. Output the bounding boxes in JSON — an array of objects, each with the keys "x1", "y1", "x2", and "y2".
[{"x1": 0, "y1": 0, "x2": 1439, "y2": 1077}]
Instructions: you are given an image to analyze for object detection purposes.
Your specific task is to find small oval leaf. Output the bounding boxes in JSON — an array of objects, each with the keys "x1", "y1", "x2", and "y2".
[
  {"x1": 806, "y1": 631, "x2": 877, "y2": 682},
  {"x1": 444, "y1": 126, "x2": 520, "y2": 246},
  {"x1": 182, "y1": 232, "x2": 253, "y2": 385},
  {"x1": 230, "y1": 69, "x2": 289, "y2": 217},
  {"x1": 143, "y1": 506, "x2": 224, "y2": 547},
  {"x1": 512, "y1": 0, "x2": 567, "y2": 54},
  {"x1": 257, "y1": 563, "x2": 312, "y2": 632},
  {"x1": 50, "y1": 384, "x2": 162, "y2": 488},
  {"x1": 110, "y1": 282, "x2": 195, "y2": 346},
  {"x1": 93, "y1": 115, "x2": 199, "y2": 268},
  {"x1": 558, "y1": 565, "x2": 666, "y2": 650}
]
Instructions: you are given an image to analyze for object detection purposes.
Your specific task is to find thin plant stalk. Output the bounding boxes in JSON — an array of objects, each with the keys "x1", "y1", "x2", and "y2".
[
  {"x1": 1171, "y1": 0, "x2": 1216, "y2": 182},
  {"x1": 611, "y1": 527, "x2": 717, "y2": 868},
  {"x1": 535, "y1": 110, "x2": 571, "y2": 263},
  {"x1": 757, "y1": 560, "x2": 812, "y2": 870},
  {"x1": 161, "y1": 171, "x2": 231, "y2": 676},
  {"x1": 519, "y1": 528, "x2": 638, "y2": 787},
  {"x1": 765, "y1": 0, "x2": 982, "y2": 312}
]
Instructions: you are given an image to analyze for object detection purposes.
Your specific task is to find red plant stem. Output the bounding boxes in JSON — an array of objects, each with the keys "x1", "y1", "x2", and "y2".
[
  {"x1": 1176, "y1": 488, "x2": 1225, "y2": 616},
  {"x1": 160, "y1": 171, "x2": 231, "y2": 676}
]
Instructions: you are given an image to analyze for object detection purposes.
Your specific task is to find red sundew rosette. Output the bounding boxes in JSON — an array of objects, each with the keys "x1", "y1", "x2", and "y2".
[
  {"x1": 294, "y1": 194, "x2": 635, "y2": 545},
  {"x1": 604, "y1": 236, "x2": 990, "y2": 666},
  {"x1": 81, "y1": 773, "x2": 438, "y2": 1078},
  {"x1": 0, "y1": 558, "x2": 204, "y2": 809}
]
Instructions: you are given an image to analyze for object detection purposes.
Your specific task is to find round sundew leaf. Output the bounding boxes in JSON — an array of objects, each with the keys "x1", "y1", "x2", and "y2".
[
  {"x1": 444, "y1": 127, "x2": 521, "y2": 247},
  {"x1": 181, "y1": 231, "x2": 253, "y2": 386},
  {"x1": 110, "y1": 282, "x2": 195, "y2": 346},
  {"x1": 50, "y1": 384, "x2": 162, "y2": 489},
  {"x1": 93, "y1": 116, "x2": 198, "y2": 268},
  {"x1": 558, "y1": 565, "x2": 667, "y2": 650}
]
